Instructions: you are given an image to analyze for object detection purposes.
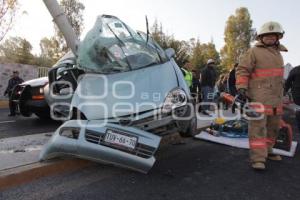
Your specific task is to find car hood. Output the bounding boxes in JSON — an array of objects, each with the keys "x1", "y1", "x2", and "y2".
[
  {"x1": 71, "y1": 62, "x2": 178, "y2": 120},
  {"x1": 21, "y1": 77, "x2": 48, "y2": 87}
]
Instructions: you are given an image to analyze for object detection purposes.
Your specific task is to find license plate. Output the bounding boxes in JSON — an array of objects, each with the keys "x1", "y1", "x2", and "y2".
[{"x1": 104, "y1": 129, "x2": 137, "y2": 150}]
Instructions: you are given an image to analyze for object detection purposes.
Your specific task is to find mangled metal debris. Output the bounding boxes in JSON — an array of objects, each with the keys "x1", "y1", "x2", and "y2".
[{"x1": 40, "y1": 120, "x2": 161, "y2": 173}]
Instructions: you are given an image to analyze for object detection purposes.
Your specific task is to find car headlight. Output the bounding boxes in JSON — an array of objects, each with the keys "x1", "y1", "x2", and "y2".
[
  {"x1": 39, "y1": 87, "x2": 44, "y2": 94},
  {"x1": 162, "y1": 88, "x2": 187, "y2": 114},
  {"x1": 32, "y1": 85, "x2": 47, "y2": 100}
]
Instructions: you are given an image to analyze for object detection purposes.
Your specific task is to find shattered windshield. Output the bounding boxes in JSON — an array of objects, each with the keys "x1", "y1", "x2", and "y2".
[{"x1": 77, "y1": 15, "x2": 165, "y2": 73}]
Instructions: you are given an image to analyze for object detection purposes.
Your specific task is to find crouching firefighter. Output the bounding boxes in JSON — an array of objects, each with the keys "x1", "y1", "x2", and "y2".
[{"x1": 236, "y1": 21, "x2": 287, "y2": 170}]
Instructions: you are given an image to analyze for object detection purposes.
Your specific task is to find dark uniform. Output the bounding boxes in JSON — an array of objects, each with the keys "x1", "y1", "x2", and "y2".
[
  {"x1": 228, "y1": 64, "x2": 238, "y2": 96},
  {"x1": 285, "y1": 65, "x2": 300, "y2": 132},
  {"x1": 4, "y1": 73, "x2": 24, "y2": 116}
]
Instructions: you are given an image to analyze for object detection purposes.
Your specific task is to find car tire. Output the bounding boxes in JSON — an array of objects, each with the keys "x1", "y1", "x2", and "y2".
[{"x1": 178, "y1": 115, "x2": 198, "y2": 137}]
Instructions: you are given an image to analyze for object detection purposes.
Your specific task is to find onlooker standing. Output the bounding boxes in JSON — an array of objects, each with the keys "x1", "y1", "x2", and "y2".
[
  {"x1": 4, "y1": 71, "x2": 24, "y2": 116},
  {"x1": 284, "y1": 65, "x2": 300, "y2": 132},
  {"x1": 200, "y1": 59, "x2": 217, "y2": 115},
  {"x1": 228, "y1": 63, "x2": 238, "y2": 96}
]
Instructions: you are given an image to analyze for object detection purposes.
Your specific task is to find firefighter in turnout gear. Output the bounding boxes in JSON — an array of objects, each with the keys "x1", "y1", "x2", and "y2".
[{"x1": 236, "y1": 21, "x2": 287, "y2": 170}]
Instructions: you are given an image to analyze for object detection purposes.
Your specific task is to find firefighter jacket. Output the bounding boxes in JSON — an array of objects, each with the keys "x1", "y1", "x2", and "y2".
[{"x1": 236, "y1": 41, "x2": 288, "y2": 115}]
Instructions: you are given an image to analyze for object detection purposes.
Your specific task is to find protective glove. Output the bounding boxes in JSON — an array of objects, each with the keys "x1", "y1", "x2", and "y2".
[
  {"x1": 236, "y1": 89, "x2": 261, "y2": 118},
  {"x1": 231, "y1": 89, "x2": 247, "y2": 114}
]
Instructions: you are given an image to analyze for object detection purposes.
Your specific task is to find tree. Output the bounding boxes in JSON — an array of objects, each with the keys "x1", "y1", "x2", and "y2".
[
  {"x1": 0, "y1": 36, "x2": 34, "y2": 64},
  {"x1": 151, "y1": 19, "x2": 165, "y2": 47},
  {"x1": 0, "y1": 0, "x2": 19, "y2": 42},
  {"x1": 220, "y1": 7, "x2": 253, "y2": 70},
  {"x1": 151, "y1": 20, "x2": 190, "y2": 67},
  {"x1": 32, "y1": 37, "x2": 61, "y2": 67},
  {"x1": 150, "y1": 19, "x2": 223, "y2": 73},
  {"x1": 54, "y1": 0, "x2": 85, "y2": 54},
  {"x1": 189, "y1": 39, "x2": 204, "y2": 70},
  {"x1": 37, "y1": 0, "x2": 85, "y2": 66},
  {"x1": 38, "y1": 37, "x2": 62, "y2": 67},
  {"x1": 167, "y1": 38, "x2": 190, "y2": 67},
  {"x1": 189, "y1": 39, "x2": 220, "y2": 72}
]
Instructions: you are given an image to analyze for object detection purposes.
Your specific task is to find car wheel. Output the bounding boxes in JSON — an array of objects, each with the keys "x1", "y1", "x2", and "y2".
[{"x1": 179, "y1": 115, "x2": 198, "y2": 137}]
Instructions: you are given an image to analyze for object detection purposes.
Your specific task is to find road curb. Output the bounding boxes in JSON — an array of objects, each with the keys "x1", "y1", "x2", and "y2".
[
  {"x1": 0, "y1": 127, "x2": 209, "y2": 190},
  {"x1": 0, "y1": 158, "x2": 93, "y2": 190}
]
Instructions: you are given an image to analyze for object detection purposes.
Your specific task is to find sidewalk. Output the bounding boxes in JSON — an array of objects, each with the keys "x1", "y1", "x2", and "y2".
[{"x1": 0, "y1": 133, "x2": 52, "y2": 171}]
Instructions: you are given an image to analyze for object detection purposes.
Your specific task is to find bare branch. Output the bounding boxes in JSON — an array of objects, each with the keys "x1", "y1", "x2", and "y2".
[{"x1": 0, "y1": 0, "x2": 19, "y2": 42}]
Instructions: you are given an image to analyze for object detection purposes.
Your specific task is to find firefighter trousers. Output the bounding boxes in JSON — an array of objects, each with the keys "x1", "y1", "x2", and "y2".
[{"x1": 248, "y1": 115, "x2": 281, "y2": 163}]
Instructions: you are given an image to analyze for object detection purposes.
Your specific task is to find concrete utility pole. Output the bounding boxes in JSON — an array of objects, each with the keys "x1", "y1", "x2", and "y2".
[{"x1": 43, "y1": 0, "x2": 79, "y2": 56}]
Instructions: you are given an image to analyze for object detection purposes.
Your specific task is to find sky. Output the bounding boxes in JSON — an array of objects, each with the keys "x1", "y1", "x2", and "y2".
[{"x1": 5, "y1": 0, "x2": 300, "y2": 66}]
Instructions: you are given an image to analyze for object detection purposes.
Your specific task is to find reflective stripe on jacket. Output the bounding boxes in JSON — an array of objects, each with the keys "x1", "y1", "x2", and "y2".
[
  {"x1": 249, "y1": 138, "x2": 276, "y2": 149},
  {"x1": 236, "y1": 42, "x2": 288, "y2": 115}
]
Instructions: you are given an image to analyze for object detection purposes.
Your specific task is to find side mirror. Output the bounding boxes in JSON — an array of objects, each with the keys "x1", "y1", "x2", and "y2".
[
  {"x1": 59, "y1": 87, "x2": 73, "y2": 96},
  {"x1": 165, "y1": 48, "x2": 175, "y2": 59}
]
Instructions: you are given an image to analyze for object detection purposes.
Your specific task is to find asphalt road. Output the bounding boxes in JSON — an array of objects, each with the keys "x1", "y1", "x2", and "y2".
[
  {"x1": 0, "y1": 108, "x2": 61, "y2": 139},
  {"x1": 1, "y1": 110, "x2": 299, "y2": 200}
]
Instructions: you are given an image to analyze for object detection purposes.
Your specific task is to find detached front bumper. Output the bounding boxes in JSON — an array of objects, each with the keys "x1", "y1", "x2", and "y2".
[{"x1": 40, "y1": 120, "x2": 161, "y2": 173}]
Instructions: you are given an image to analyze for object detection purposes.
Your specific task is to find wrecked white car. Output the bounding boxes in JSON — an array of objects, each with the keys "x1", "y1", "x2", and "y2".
[{"x1": 40, "y1": 0, "x2": 197, "y2": 173}]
